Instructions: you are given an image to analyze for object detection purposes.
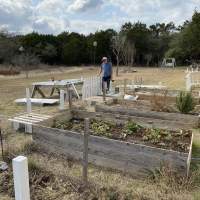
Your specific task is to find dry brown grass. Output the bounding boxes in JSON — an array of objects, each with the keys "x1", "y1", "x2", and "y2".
[
  {"x1": 0, "y1": 140, "x2": 197, "y2": 200},
  {"x1": 0, "y1": 66, "x2": 199, "y2": 200}
]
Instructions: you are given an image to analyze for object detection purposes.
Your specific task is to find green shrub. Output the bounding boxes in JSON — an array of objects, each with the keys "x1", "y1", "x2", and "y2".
[{"x1": 176, "y1": 91, "x2": 195, "y2": 114}]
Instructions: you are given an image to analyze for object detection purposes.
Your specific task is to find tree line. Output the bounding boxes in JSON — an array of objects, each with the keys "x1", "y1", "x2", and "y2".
[{"x1": 0, "y1": 11, "x2": 200, "y2": 68}]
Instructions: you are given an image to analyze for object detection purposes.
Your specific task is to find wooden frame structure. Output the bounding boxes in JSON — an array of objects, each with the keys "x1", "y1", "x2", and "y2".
[
  {"x1": 31, "y1": 110, "x2": 193, "y2": 176},
  {"x1": 31, "y1": 79, "x2": 83, "y2": 99}
]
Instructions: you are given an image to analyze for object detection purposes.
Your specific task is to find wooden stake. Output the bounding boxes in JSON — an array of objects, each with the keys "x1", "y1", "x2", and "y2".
[
  {"x1": 59, "y1": 89, "x2": 65, "y2": 110},
  {"x1": 68, "y1": 88, "x2": 73, "y2": 110},
  {"x1": 124, "y1": 79, "x2": 127, "y2": 95},
  {"x1": 83, "y1": 118, "x2": 89, "y2": 186},
  {"x1": 103, "y1": 82, "x2": 106, "y2": 102},
  {"x1": 26, "y1": 88, "x2": 32, "y2": 114},
  {"x1": 0, "y1": 128, "x2": 4, "y2": 160}
]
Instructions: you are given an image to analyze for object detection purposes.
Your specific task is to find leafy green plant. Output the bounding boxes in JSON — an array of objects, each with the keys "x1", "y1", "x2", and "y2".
[
  {"x1": 124, "y1": 121, "x2": 142, "y2": 134},
  {"x1": 146, "y1": 128, "x2": 162, "y2": 144},
  {"x1": 176, "y1": 91, "x2": 195, "y2": 114},
  {"x1": 91, "y1": 120, "x2": 113, "y2": 137}
]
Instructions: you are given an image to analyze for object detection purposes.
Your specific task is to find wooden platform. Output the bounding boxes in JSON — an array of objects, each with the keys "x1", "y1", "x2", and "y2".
[
  {"x1": 15, "y1": 98, "x2": 59, "y2": 106},
  {"x1": 9, "y1": 113, "x2": 52, "y2": 133}
]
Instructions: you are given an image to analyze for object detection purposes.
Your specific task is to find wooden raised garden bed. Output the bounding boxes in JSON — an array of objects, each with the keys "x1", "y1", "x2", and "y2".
[
  {"x1": 95, "y1": 103, "x2": 200, "y2": 130},
  {"x1": 32, "y1": 110, "x2": 193, "y2": 176}
]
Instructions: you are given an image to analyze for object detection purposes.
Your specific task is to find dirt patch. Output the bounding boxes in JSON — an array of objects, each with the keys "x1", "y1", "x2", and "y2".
[{"x1": 52, "y1": 118, "x2": 192, "y2": 153}]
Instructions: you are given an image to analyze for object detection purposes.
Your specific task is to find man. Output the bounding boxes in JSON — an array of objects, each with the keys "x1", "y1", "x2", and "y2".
[{"x1": 99, "y1": 57, "x2": 113, "y2": 92}]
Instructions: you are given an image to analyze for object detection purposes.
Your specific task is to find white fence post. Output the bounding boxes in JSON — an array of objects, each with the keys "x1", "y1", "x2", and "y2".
[
  {"x1": 186, "y1": 73, "x2": 192, "y2": 91},
  {"x1": 26, "y1": 88, "x2": 32, "y2": 114},
  {"x1": 110, "y1": 80, "x2": 114, "y2": 93},
  {"x1": 12, "y1": 156, "x2": 30, "y2": 200},
  {"x1": 59, "y1": 89, "x2": 65, "y2": 110}
]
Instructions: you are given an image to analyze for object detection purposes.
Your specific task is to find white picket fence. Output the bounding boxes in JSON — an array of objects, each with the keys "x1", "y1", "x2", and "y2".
[
  {"x1": 82, "y1": 76, "x2": 102, "y2": 100},
  {"x1": 185, "y1": 71, "x2": 200, "y2": 91}
]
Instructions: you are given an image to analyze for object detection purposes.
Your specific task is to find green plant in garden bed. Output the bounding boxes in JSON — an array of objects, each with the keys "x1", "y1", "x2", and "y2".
[
  {"x1": 142, "y1": 128, "x2": 162, "y2": 144},
  {"x1": 122, "y1": 121, "x2": 143, "y2": 138},
  {"x1": 125, "y1": 121, "x2": 142, "y2": 133},
  {"x1": 91, "y1": 119, "x2": 113, "y2": 138},
  {"x1": 176, "y1": 91, "x2": 195, "y2": 114},
  {"x1": 51, "y1": 118, "x2": 191, "y2": 152},
  {"x1": 52, "y1": 119, "x2": 84, "y2": 132},
  {"x1": 143, "y1": 129, "x2": 174, "y2": 144}
]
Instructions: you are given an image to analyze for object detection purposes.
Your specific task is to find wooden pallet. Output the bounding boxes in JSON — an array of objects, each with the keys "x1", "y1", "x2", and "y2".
[{"x1": 9, "y1": 113, "x2": 51, "y2": 133}]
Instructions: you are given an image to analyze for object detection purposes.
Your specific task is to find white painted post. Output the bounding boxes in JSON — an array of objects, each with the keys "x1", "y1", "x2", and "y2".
[
  {"x1": 26, "y1": 88, "x2": 32, "y2": 114},
  {"x1": 109, "y1": 80, "x2": 113, "y2": 94},
  {"x1": 59, "y1": 89, "x2": 65, "y2": 110},
  {"x1": 186, "y1": 73, "x2": 192, "y2": 91},
  {"x1": 12, "y1": 156, "x2": 30, "y2": 200}
]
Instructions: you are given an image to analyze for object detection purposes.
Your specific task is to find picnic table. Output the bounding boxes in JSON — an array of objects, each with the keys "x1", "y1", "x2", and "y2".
[{"x1": 31, "y1": 79, "x2": 83, "y2": 99}]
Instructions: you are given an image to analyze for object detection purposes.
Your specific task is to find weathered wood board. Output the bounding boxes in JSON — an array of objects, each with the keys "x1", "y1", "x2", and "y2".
[
  {"x1": 95, "y1": 104, "x2": 200, "y2": 128},
  {"x1": 32, "y1": 111, "x2": 193, "y2": 176},
  {"x1": 72, "y1": 109, "x2": 196, "y2": 131},
  {"x1": 15, "y1": 98, "x2": 59, "y2": 106}
]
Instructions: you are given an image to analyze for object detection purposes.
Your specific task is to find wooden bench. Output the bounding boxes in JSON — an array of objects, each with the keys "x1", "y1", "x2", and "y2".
[{"x1": 9, "y1": 113, "x2": 52, "y2": 133}]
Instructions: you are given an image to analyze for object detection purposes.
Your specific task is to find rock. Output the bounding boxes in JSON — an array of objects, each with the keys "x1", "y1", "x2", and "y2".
[
  {"x1": 0, "y1": 161, "x2": 8, "y2": 172},
  {"x1": 124, "y1": 95, "x2": 139, "y2": 101},
  {"x1": 158, "y1": 142, "x2": 166, "y2": 146}
]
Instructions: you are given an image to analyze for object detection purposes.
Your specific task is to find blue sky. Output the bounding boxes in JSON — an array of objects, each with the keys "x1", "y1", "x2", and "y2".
[{"x1": 0, "y1": 0, "x2": 200, "y2": 35}]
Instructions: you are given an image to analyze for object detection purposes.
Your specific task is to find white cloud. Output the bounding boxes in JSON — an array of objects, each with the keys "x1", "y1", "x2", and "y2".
[
  {"x1": 33, "y1": 16, "x2": 69, "y2": 34},
  {"x1": 70, "y1": 19, "x2": 119, "y2": 34},
  {"x1": 108, "y1": 0, "x2": 200, "y2": 25},
  {"x1": 0, "y1": 0, "x2": 199, "y2": 34},
  {"x1": 35, "y1": 0, "x2": 68, "y2": 16},
  {"x1": 68, "y1": 0, "x2": 103, "y2": 12},
  {"x1": 33, "y1": 0, "x2": 70, "y2": 34},
  {"x1": 0, "y1": 0, "x2": 33, "y2": 33}
]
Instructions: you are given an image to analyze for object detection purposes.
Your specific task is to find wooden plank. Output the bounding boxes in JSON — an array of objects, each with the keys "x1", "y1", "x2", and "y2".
[
  {"x1": 83, "y1": 118, "x2": 89, "y2": 185},
  {"x1": 95, "y1": 104, "x2": 199, "y2": 125},
  {"x1": 33, "y1": 125, "x2": 188, "y2": 157},
  {"x1": 33, "y1": 138, "x2": 148, "y2": 176},
  {"x1": 13, "y1": 116, "x2": 42, "y2": 123},
  {"x1": 31, "y1": 85, "x2": 37, "y2": 98},
  {"x1": 187, "y1": 133, "x2": 194, "y2": 177},
  {"x1": 32, "y1": 125, "x2": 190, "y2": 175},
  {"x1": 68, "y1": 88, "x2": 73, "y2": 109},
  {"x1": 15, "y1": 115, "x2": 43, "y2": 122},
  {"x1": 36, "y1": 86, "x2": 46, "y2": 98},
  {"x1": 9, "y1": 119, "x2": 32, "y2": 125},
  {"x1": 71, "y1": 83, "x2": 80, "y2": 99},
  {"x1": 26, "y1": 88, "x2": 32, "y2": 114},
  {"x1": 32, "y1": 79, "x2": 83, "y2": 87},
  {"x1": 23, "y1": 114, "x2": 50, "y2": 120},
  {"x1": 72, "y1": 110, "x2": 195, "y2": 131},
  {"x1": 15, "y1": 98, "x2": 59, "y2": 105},
  {"x1": 25, "y1": 113, "x2": 51, "y2": 118}
]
